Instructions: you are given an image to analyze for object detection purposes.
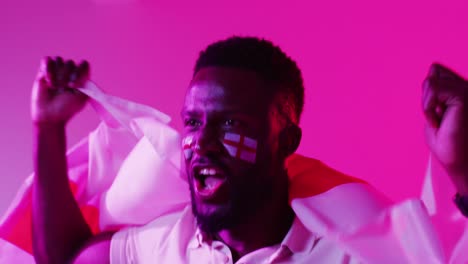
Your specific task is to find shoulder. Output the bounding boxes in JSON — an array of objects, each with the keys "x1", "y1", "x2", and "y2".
[
  {"x1": 287, "y1": 153, "x2": 392, "y2": 202},
  {"x1": 288, "y1": 154, "x2": 394, "y2": 237},
  {"x1": 287, "y1": 154, "x2": 374, "y2": 198}
]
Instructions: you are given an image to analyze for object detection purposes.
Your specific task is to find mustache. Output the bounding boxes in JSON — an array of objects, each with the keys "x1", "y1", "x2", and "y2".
[
  {"x1": 189, "y1": 155, "x2": 229, "y2": 175},
  {"x1": 190, "y1": 151, "x2": 226, "y2": 165}
]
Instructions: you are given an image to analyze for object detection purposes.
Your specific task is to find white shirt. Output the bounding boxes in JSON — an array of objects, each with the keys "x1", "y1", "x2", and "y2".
[{"x1": 111, "y1": 206, "x2": 360, "y2": 263}]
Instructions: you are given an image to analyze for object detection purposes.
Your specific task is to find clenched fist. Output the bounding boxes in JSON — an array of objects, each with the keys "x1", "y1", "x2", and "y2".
[
  {"x1": 423, "y1": 63, "x2": 468, "y2": 195},
  {"x1": 31, "y1": 56, "x2": 90, "y2": 124}
]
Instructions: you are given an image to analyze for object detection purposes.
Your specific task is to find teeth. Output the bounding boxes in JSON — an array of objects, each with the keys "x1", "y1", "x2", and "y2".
[{"x1": 199, "y1": 168, "x2": 217, "y2": 176}]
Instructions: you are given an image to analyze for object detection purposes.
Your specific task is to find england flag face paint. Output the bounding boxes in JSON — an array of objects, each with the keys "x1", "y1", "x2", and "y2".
[
  {"x1": 222, "y1": 132, "x2": 257, "y2": 163},
  {"x1": 182, "y1": 135, "x2": 195, "y2": 160},
  {"x1": 182, "y1": 132, "x2": 258, "y2": 164}
]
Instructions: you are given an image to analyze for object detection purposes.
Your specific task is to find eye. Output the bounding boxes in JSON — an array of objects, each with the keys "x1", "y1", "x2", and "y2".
[
  {"x1": 224, "y1": 119, "x2": 239, "y2": 127},
  {"x1": 184, "y1": 118, "x2": 202, "y2": 128}
]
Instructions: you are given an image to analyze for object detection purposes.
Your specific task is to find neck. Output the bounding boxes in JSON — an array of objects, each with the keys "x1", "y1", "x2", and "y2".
[{"x1": 216, "y1": 187, "x2": 294, "y2": 261}]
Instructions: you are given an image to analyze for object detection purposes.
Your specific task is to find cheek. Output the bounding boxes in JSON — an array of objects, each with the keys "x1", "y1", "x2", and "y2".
[
  {"x1": 252, "y1": 139, "x2": 285, "y2": 182},
  {"x1": 182, "y1": 135, "x2": 195, "y2": 161},
  {"x1": 256, "y1": 135, "x2": 279, "y2": 163},
  {"x1": 222, "y1": 132, "x2": 258, "y2": 164},
  {"x1": 181, "y1": 135, "x2": 195, "y2": 181}
]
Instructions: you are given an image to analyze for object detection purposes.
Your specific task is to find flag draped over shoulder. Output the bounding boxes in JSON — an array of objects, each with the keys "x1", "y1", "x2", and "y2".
[{"x1": 0, "y1": 81, "x2": 463, "y2": 263}]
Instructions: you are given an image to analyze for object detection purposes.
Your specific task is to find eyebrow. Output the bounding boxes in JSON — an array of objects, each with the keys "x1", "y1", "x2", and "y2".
[
  {"x1": 180, "y1": 109, "x2": 200, "y2": 118},
  {"x1": 180, "y1": 108, "x2": 254, "y2": 119}
]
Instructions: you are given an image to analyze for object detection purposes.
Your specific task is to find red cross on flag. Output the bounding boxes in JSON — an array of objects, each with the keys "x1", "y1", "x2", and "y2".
[
  {"x1": 182, "y1": 135, "x2": 195, "y2": 160},
  {"x1": 222, "y1": 132, "x2": 257, "y2": 163}
]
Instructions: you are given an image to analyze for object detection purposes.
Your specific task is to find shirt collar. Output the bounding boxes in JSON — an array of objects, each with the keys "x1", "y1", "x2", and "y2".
[
  {"x1": 281, "y1": 217, "x2": 320, "y2": 254},
  {"x1": 188, "y1": 226, "x2": 211, "y2": 249},
  {"x1": 188, "y1": 216, "x2": 319, "y2": 254}
]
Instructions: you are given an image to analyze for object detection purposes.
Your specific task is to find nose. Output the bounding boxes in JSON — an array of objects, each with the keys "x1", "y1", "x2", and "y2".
[{"x1": 194, "y1": 125, "x2": 223, "y2": 156}]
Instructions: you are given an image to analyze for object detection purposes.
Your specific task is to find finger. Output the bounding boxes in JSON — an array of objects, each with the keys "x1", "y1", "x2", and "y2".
[
  {"x1": 422, "y1": 75, "x2": 440, "y2": 110},
  {"x1": 430, "y1": 62, "x2": 466, "y2": 82},
  {"x1": 33, "y1": 58, "x2": 55, "y2": 105},
  {"x1": 55, "y1": 56, "x2": 64, "y2": 68},
  {"x1": 427, "y1": 63, "x2": 468, "y2": 104},
  {"x1": 63, "y1": 60, "x2": 76, "y2": 87},
  {"x1": 44, "y1": 57, "x2": 57, "y2": 88},
  {"x1": 74, "y1": 60, "x2": 90, "y2": 88},
  {"x1": 54, "y1": 56, "x2": 66, "y2": 87},
  {"x1": 422, "y1": 79, "x2": 441, "y2": 128},
  {"x1": 37, "y1": 57, "x2": 48, "y2": 78},
  {"x1": 423, "y1": 100, "x2": 440, "y2": 128},
  {"x1": 423, "y1": 64, "x2": 459, "y2": 100}
]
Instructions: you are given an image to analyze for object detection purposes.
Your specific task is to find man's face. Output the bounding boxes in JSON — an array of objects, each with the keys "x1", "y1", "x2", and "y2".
[{"x1": 181, "y1": 67, "x2": 285, "y2": 234}]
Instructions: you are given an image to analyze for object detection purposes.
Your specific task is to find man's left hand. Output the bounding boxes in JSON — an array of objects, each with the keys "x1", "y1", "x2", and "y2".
[{"x1": 423, "y1": 63, "x2": 468, "y2": 196}]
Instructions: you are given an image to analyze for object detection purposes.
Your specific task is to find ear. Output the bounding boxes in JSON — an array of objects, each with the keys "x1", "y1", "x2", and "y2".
[{"x1": 279, "y1": 124, "x2": 302, "y2": 158}]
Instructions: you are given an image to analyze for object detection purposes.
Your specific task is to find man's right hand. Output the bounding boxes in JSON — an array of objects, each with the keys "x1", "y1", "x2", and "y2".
[
  {"x1": 31, "y1": 57, "x2": 100, "y2": 264},
  {"x1": 31, "y1": 56, "x2": 90, "y2": 125}
]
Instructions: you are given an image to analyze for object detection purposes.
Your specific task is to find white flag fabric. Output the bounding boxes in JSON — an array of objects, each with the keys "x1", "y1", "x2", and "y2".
[{"x1": 421, "y1": 156, "x2": 468, "y2": 263}]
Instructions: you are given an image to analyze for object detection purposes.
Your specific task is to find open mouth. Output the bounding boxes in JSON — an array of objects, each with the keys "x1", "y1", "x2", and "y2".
[{"x1": 193, "y1": 166, "x2": 227, "y2": 200}]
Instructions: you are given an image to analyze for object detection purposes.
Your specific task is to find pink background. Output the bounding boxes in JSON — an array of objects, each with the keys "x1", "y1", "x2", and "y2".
[{"x1": 1, "y1": 0, "x2": 467, "y2": 216}]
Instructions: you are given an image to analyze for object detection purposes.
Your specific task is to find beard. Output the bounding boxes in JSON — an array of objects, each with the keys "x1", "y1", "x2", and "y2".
[
  {"x1": 190, "y1": 194, "x2": 236, "y2": 234},
  {"x1": 189, "y1": 164, "x2": 276, "y2": 235}
]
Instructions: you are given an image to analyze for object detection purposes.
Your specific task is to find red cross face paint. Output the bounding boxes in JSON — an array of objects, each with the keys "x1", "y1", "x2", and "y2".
[
  {"x1": 222, "y1": 132, "x2": 257, "y2": 163},
  {"x1": 182, "y1": 133, "x2": 257, "y2": 164},
  {"x1": 182, "y1": 135, "x2": 195, "y2": 160}
]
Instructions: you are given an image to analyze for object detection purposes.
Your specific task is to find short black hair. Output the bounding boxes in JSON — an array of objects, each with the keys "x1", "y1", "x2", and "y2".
[{"x1": 194, "y1": 36, "x2": 305, "y2": 124}]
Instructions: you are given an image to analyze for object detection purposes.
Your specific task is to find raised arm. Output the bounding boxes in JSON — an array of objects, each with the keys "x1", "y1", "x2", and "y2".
[
  {"x1": 422, "y1": 63, "x2": 468, "y2": 213},
  {"x1": 31, "y1": 57, "x2": 110, "y2": 263}
]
